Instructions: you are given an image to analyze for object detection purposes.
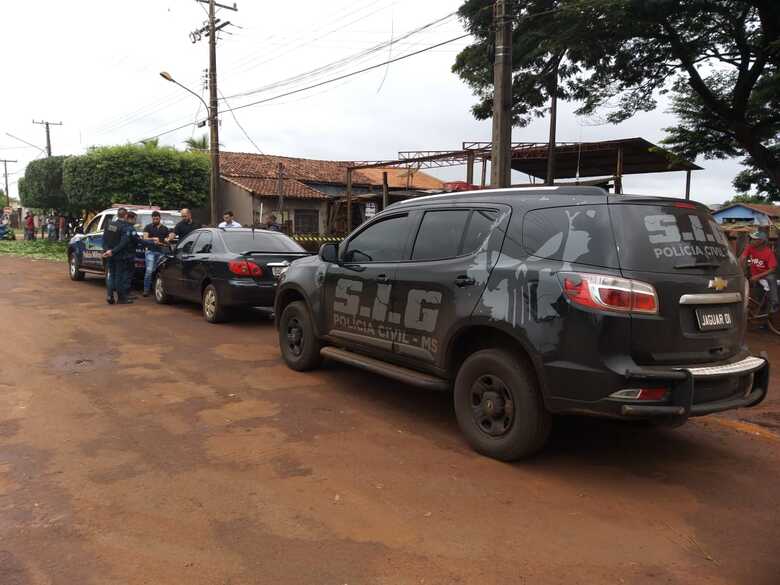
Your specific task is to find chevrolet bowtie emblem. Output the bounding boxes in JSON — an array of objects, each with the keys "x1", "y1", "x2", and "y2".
[{"x1": 708, "y1": 277, "x2": 728, "y2": 291}]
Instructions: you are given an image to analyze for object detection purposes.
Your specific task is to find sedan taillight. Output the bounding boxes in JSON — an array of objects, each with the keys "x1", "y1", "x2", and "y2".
[
  {"x1": 558, "y1": 272, "x2": 659, "y2": 315},
  {"x1": 228, "y1": 259, "x2": 263, "y2": 278}
]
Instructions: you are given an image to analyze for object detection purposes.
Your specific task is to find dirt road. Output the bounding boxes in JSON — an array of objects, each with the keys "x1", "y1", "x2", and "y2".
[{"x1": 1, "y1": 255, "x2": 778, "y2": 585}]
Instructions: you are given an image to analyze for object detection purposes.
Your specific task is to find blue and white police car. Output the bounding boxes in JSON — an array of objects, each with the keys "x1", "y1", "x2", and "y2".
[{"x1": 67, "y1": 205, "x2": 181, "y2": 282}]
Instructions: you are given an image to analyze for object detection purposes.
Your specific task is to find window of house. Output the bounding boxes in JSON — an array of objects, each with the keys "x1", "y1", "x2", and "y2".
[{"x1": 294, "y1": 209, "x2": 319, "y2": 234}]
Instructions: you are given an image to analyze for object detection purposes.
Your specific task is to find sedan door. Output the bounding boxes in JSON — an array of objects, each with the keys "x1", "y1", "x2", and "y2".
[
  {"x1": 183, "y1": 230, "x2": 214, "y2": 301},
  {"x1": 164, "y1": 232, "x2": 199, "y2": 298},
  {"x1": 322, "y1": 212, "x2": 415, "y2": 358}
]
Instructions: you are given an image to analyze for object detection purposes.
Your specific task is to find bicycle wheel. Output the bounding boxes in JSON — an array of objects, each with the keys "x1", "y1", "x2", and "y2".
[{"x1": 767, "y1": 309, "x2": 780, "y2": 335}]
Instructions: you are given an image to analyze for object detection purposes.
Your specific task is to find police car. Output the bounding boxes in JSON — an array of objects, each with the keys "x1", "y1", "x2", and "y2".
[
  {"x1": 67, "y1": 205, "x2": 181, "y2": 281},
  {"x1": 275, "y1": 187, "x2": 769, "y2": 461}
]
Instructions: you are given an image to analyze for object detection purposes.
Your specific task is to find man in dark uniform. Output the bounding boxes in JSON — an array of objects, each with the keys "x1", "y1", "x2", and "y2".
[
  {"x1": 102, "y1": 208, "x2": 127, "y2": 304},
  {"x1": 102, "y1": 208, "x2": 136, "y2": 304}
]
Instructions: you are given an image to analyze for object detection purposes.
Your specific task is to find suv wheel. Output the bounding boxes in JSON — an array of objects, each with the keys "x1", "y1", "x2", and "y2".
[
  {"x1": 203, "y1": 284, "x2": 228, "y2": 323},
  {"x1": 279, "y1": 301, "x2": 321, "y2": 371},
  {"x1": 153, "y1": 274, "x2": 172, "y2": 304},
  {"x1": 68, "y1": 253, "x2": 85, "y2": 281},
  {"x1": 454, "y1": 349, "x2": 551, "y2": 461}
]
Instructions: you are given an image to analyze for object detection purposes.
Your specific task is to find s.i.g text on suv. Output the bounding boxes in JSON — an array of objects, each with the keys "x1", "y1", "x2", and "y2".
[{"x1": 274, "y1": 187, "x2": 769, "y2": 461}]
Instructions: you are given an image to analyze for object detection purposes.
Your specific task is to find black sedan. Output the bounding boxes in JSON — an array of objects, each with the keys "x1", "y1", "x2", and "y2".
[{"x1": 153, "y1": 228, "x2": 309, "y2": 323}]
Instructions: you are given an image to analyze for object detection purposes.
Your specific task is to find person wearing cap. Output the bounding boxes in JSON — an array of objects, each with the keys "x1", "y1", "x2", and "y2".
[{"x1": 740, "y1": 230, "x2": 779, "y2": 312}]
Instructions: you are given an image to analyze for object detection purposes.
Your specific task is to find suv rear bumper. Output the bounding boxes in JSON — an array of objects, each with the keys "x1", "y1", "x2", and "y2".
[{"x1": 547, "y1": 353, "x2": 769, "y2": 420}]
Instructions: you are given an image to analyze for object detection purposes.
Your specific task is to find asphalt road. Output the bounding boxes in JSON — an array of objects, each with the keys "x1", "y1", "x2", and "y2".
[{"x1": 1, "y1": 255, "x2": 779, "y2": 585}]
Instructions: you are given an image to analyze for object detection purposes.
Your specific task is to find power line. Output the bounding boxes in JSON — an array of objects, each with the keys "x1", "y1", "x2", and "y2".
[
  {"x1": 220, "y1": 12, "x2": 457, "y2": 102},
  {"x1": 133, "y1": 32, "x2": 469, "y2": 145},
  {"x1": 223, "y1": 33, "x2": 470, "y2": 115},
  {"x1": 218, "y1": 89, "x2": 263, "y2": 154}
]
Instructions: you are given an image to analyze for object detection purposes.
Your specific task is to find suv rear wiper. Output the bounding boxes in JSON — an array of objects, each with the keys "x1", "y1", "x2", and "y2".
[{"x1": 674, "y1": 261, "x2": 722, "y2": 269}]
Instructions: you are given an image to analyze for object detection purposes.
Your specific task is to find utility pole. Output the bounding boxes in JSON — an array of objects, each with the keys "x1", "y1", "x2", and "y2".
[
  {"x1": 194, "y1": 0, "x2": 237, "y2": 225},
  {"x1": 276, "y1": 162, "x2": 285, "y2": 227},
  {"x1": 32, "y1": 120, "x2": 62, "y2": 157},
  {"x1": 1, "y1": 159, "x2": 16, "y2": 207},
  {"x1": 490, "y1": 0, "x2": 513, "y2": 188}
]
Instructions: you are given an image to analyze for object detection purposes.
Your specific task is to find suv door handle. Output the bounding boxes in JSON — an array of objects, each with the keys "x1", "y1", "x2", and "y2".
[
  {"x1": 455, "y1": 275, "x2": 476, "y2": 287},
  {"x1": 377, "y1": 274, "x2": 391, "y2": 284}
]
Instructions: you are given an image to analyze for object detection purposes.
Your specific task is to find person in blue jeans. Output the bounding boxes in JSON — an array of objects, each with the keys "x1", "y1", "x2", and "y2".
[{"x1": 142, "y1": 210, "x2": 170, "y2": 297}]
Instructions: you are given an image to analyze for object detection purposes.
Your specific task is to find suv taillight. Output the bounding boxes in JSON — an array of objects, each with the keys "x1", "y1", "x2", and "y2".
[
  {"x1": 558, "y1": 272, "x2": 658, "y2": 315},
  {"x1": 228, "y1": 259, "x2": 263, "y2": 278}
]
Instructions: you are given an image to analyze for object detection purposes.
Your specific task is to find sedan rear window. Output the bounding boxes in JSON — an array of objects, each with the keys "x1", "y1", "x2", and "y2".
[
  {"x1": 222, "y1": 231, "x2": 305, "y2": 254},
  {"x1": 609, "y1": 204, "x2": 739, "y2": 274}
]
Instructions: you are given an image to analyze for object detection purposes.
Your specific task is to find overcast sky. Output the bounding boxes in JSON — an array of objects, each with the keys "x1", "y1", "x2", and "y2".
[{"x1": 0, "y1": 0, "x2": 745, "y2": 205}]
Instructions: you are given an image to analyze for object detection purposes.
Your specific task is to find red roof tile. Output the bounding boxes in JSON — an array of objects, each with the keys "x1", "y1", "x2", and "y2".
[
  {"x1": 221, "y1": 152, "x2": 443, "y2": 190},
  {"x1": 221, "y1": 152, "x2": 373, "y2": 185},
  {"x1": 222, "y1": 176, "x2": 327, "y2": 200}
]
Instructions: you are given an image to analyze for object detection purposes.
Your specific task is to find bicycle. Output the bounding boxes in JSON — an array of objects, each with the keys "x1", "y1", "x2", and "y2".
[{"x1": 746, "y1": 278, "x2": 780, "y2": 335}]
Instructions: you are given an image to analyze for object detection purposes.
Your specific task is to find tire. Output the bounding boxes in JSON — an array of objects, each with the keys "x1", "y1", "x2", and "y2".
[
  {"x1": 153, "y1": 273, "x2": 173, "y2": 304},
  {"x1": 454, "y1": 349, "x2": 551, "y2": 461},
  {"x1": 68, "y1": 252, "x2": 85, "y2": 281},
  {"x1": 278, "y1": 301, "x2": 322, "y2": 371},
  {"x1": 202, "y1": 283, "x2": 229, "y2": 323}
]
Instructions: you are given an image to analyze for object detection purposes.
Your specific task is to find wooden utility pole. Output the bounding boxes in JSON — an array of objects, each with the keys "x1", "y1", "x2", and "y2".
[
  {"x1": 685, "y1": 170, "x2": 691, "y2": 200},
  {"x1": 32, "y1": 120, "x2": 62, "y2": 157},
  {"x1": 195, "y1": 0, "x2": 238, "y2": 225},
  {"x1": 1, "y1": 159, "x2": 16, "y2": 207},
  {"x1": 490, "y1": 0, "x2": 513, "y2": 188},
  {"x1": 466, "y1": 151, "x2": 475, "y2": 185},
  {"x1": 346, "y1": 169, "x2": 353, "y2": 233},
  {"x1": 382, "y1": 171, "x2": 389, "y2": 210},
  {"x1": 276, "y1": 162, "x2": 285, "y2": 225}
]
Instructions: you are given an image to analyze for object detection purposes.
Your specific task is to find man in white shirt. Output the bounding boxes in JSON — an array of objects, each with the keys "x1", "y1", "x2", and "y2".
[{"x1": 218, "y1": 210, "x2": 242, "y2": 228}]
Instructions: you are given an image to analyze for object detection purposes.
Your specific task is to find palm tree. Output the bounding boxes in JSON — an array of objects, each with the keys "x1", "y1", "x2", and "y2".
[{"x1": 184, "y1": 135, "x2": 209, "y2": 151}]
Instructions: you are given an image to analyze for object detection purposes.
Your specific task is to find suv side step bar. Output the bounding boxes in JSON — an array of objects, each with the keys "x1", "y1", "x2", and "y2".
[{"x1": 320, "y1": 347, "x2": 449, "y2": 391}]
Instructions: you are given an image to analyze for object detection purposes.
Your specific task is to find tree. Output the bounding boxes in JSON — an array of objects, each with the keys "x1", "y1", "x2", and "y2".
[
  {"x1": 730, "y1": 145, "x2": 780, "y2": 200},
  {"x1": 63, "y1": 143, "x2": 209, "y2": 213},
  {"x1": 18, "y1": 156, "x2": 70, "y2": 211},
  {"x1": 723, "y1": 193, "x2": 770, "y2": 204},
  {"x1": 453, "y1": 0, "x2": 780, "y2": 185},
  {"x1": 184, "y1": 135, "x2": 208, "y2": 151}
]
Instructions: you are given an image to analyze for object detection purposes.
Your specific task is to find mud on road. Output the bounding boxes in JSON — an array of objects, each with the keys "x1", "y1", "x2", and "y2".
[{"x1": 1, "y1": 255, "x2": 779, "y2": 585}]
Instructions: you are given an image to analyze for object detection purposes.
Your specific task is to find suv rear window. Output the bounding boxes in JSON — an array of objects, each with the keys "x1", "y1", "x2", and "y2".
[
  {"x1": 610, "y1": 204, "x2": 739, "y2": 274},
  {"x1": 523, "y1": 205, "x2": 618, "y2": 268},
  {"x1": 222, "y1": 232, "x2": 305, "y2": 254}
]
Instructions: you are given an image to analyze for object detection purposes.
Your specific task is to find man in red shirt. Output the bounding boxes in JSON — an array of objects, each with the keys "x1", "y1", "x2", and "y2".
[
  {"x1": 741, "y1": 231, "x2": 778, "y2": 312},
  {"x1": 24, "y1": 212, "x2": 35, "y2": 240}
]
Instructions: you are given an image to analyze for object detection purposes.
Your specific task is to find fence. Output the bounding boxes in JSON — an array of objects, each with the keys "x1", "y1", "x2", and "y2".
[{"x1": 290, "y1": 233, "x2": 344, "y2": 253}]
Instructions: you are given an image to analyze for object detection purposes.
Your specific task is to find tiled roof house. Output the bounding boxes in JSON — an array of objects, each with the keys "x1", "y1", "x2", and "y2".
[{"x1": 218, "y1": 152, "x2": 444, "y2": 233}]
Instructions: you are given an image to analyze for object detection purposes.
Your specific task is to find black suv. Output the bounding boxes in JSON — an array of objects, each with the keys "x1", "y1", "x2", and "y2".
[{"x1": 274, "y1": 187, "x2": 769, "y2": 460}]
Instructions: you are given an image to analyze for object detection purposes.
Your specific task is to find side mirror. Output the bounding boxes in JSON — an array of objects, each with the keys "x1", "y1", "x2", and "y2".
[{"x1": 319, "y1": 242, "x2": 339, "y2": 263}]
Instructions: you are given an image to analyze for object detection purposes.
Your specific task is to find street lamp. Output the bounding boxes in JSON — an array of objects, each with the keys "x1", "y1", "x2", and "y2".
[{"x1": 159, "y1": 71, "x2": 218, "y2": 226}]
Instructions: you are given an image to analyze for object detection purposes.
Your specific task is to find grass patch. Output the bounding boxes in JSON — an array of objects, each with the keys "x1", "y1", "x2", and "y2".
[{"x1": 0, "y1": 240, "x2": 68, "y2": 262}]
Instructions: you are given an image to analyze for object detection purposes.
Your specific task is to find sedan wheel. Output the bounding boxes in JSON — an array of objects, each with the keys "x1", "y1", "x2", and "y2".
[
  {"x1": 154, "y1": 274, "x2": 172, "y2": 304},
  {"x1": 202, "y1": 284, "x2": 228, "y2": 323}
]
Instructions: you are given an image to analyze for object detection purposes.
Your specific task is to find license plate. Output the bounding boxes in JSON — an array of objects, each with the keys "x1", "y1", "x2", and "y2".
[{"x1": 695, "y1": 306, "x2": 734, "y2": 331}]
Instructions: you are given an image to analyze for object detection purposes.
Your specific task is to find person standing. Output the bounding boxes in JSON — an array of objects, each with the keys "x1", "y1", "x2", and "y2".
[
  {"x1": 24, "y1": 212, "x2": 35, "y2": 240},
  {"x1": 263, "y1": 213, "x2": 281, "y2": 232},
  {"x1": 142, "y1": 211, "x2": 170, "y2": 297},
  {"x1": 741, "y1": 230, "x2": 779, "y2": 313},
  {"x1": 218, "y1": 210, "x2": 241, "y2": 228},
  {"x1": 169, "y1": 208, "x2": 200, "y2": 242},
  {"x1": 102, "y1": 208, "x2": 127, "y2": 304}
]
